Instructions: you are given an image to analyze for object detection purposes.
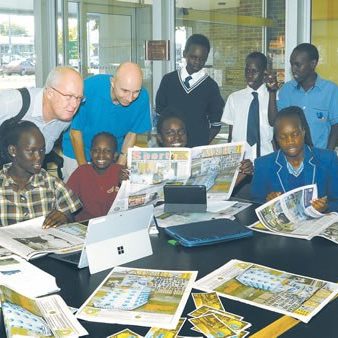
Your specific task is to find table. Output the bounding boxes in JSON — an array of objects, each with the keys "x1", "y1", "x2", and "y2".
[{"x1": 1, "y1": 204, "x2": 337, "y2": 337}]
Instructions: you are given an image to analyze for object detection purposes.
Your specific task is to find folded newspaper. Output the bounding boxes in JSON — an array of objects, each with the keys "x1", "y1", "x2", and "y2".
[
  {"x1": 249, "y1": 184, "x2": 338, "y2": 244},
  {"x1": 110, "y1": 143, "x2": 245, "y2": 212},
  {"x1": 76, "y1": 266, "x2": 197, "y2": 329},
  {"x1": 194, "y1": 259, "x2": 338, "y2": 323},
  {"x1": 0, "y1": 285, "x2": 88, "y2": 337},
  {"x1": 0, "y1": 216, "x2": 85, "y2": 260},
  {"x1": 0, "y1": 255, "x2": 59, "y2": 298},
  {"x1": 154, "y1": 201, "x2": 251, "y2": 228}
]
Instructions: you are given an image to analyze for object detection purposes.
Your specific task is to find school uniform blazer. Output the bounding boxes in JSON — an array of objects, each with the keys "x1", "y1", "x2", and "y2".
[{"x1": 251, "y1": 146, "x2": 338, "y2": 212}]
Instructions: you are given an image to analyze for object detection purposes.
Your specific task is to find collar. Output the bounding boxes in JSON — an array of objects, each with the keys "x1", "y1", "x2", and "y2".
[
  {"x1": 245, "y1": 83, "x2": 267, "y2": 95},
  {"x1": 0, "y1": 164, "x2": 48, "y2": 189},
  {"x1": 180, "y1": 67, "x2": 206, "y2": 82},
  {"x1": 290, "y1": 74, "x2": 324, "y2": 91},
  {"x1": 275, "y1": 145, "x2": 316, "y2": 192}
]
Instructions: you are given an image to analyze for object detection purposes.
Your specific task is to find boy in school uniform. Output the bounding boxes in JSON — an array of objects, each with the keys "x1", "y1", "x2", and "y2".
[
  {"x1": 156, "y1": 34, "x2": 225, "y2": 147},
  {"x1": 222, "y1": 52, "x2": 273, "y2": 161}
]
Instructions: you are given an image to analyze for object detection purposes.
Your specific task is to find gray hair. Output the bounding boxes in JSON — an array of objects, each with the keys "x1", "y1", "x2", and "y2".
[{"x1": 44, "y1": 66, "x2": 79, "y2": 88}]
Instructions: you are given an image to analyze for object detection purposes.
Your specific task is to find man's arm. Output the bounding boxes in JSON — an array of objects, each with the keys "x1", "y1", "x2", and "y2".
[
  {"x1": 227, "y1": 125, "x2": 233, "y2": 143},
  {"x1": 209, "y1": 126, "x2": 221, "y2": 143},
  {"x1": 327, "y1": 124, "x2": 338, "y2": 150},
  {"x1": 117, "y1": 132, "x2": 137, "y2": 166},
  {"x1": 265, "y1": 72, "x2": 279, "y2": 126},
  {"x1": 268, "y1": 91, "x2": 278, "y2": 126},
  {"x1": 69, "y1": 129, "x2": 87, "y2": 166}
]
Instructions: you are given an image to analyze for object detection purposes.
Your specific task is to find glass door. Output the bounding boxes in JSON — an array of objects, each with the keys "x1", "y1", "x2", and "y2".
[{"x1": 57, "y1": 1, "x2": 153, "y2": 100}]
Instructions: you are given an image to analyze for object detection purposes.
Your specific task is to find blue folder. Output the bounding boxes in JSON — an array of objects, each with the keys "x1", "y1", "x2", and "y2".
[{"x1": 164, "y1": 219, "x2": 253, "y2": 247}]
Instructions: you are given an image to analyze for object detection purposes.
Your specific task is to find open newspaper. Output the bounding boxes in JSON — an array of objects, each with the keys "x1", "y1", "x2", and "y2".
[
  {"x1": 0, "y1": 255, "x2": 59, "y2": 298},
  {"x1": 249, "y1": 184, "x2": 338, "y2": 243},
  {"x1": 194, "y1": 259, "x2": 338, "y2": 323},
  {"x1": 0, "y1": 285, "x2": 88, "y2": 337},
  {"x1": 110, "y1": 143, "x2": 244, "y2": 212},
  {"x1": 76, "y1": 266, "x2": 197, "y2": 329},
  {"x1": 0, "y1": 216, "x2": 85, "y2": 261}
]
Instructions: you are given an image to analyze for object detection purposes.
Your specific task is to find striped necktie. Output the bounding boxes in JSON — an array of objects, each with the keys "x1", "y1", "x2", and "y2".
[
  {"x1": 184, "y1": 76, "x2": 192, "y2": 88},
  {"x1": 246, "y1": 91, "x2": 261, "y2": 157}
]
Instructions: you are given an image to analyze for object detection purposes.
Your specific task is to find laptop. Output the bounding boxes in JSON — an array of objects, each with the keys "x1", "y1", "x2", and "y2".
[{"x1": 50, "y1": 205, "x2": 154, "y2": 274}]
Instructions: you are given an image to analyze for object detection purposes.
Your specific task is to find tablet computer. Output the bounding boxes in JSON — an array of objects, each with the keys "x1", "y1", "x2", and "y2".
[{"x1": 164, "y1": 184, "x2": 207, "y2": 213}]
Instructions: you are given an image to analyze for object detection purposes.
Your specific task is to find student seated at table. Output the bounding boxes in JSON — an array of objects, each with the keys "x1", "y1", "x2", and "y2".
[
  {"x1": 0, "y1": 120, "x2": 81, "y2": 227},
  {"x1": 67, "y1": 132, "x2": 123, "y2": 221},
  {"x1": 156, "y1": 107, "x2": 253, "y2": 186},
  {"x1": 251, "y1": 106, "x2": 338, "y2": 212}
]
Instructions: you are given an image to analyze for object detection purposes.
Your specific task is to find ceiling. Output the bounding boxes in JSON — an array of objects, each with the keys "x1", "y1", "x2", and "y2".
[{"x1": 176, "y1": 0, "x2": 240, "y2": 11}]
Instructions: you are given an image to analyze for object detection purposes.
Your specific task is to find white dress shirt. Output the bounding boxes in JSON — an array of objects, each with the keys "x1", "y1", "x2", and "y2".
[{"x1": 222, "y1": 83, "x2": 273, "y2": 160}]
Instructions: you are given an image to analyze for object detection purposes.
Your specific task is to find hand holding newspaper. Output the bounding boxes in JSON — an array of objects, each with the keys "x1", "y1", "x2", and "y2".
[
  {"x1": 249, "y1": 184, "x2": 338, "y2": 243},
  {"x1": 110, "y1": 143, "x2": 245, "y2": 212},
  {"x1": 0, "y1": 285, "x2": 88, "y2": 337},
  {"x1": 0, "y1": 216, "x2": 85, "y2": 260}
]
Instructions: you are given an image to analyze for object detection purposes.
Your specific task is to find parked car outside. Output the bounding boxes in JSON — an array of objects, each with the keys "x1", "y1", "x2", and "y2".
[{"x1": 3, "y1": 59, "x2": 35, "y2": 75}]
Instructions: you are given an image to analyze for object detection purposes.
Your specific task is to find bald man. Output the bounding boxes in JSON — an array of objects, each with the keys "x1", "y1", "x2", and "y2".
[
  {"x1": 0, "y1": 66, "x2": 83, "y2": 154},
  {"x1": 62, "y1": 62, "x2": 151, "y2": 180}
]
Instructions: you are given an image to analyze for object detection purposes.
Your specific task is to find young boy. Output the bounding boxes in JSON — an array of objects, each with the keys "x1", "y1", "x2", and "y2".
[
  {"x1": 67, "y1": 132, "x2": 123, "y2": 221},
  {"x1": 222, "y1": 52, "x2": 273, "y2": 160},
  {"x1": 156, "y1": 34, "x2": 224, "y2": 147}
]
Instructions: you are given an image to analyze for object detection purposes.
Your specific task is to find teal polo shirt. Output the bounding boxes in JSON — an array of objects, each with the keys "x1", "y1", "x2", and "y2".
[{"x1": 62, "y1": 74, "x2": 151, "y2": 161}]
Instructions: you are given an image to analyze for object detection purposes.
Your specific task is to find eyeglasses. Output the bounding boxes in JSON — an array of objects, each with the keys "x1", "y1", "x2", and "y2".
[
  {"x1": 51, "y1": 87, "x2": 85, "y2": 104},
  {"x1": 164, "y1": 128, "x2": 186, "y2": 137}
]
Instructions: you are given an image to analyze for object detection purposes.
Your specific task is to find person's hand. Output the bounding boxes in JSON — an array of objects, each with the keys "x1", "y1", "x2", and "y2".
[
  {"x1": 265, "y1": 71, "x2": 279, "y2": 92},
  {"x1": 266, "y1": 192, "x2": 282, "y2": 201},
  {"x1": 239, "y1": 159, "x2": 253, "y2": 175},
  {"x1": 311, "y1": 196, "x2": 328, "y2": 213},
  {"x1": 42, "y1": 210, "x2": 69, "y2": 229},
  {"x1": 119, "y1": 167, "x2": 130, "y2": 182}
]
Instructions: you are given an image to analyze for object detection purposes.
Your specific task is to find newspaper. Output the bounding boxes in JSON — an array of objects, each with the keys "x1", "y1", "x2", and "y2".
[
  {"x1": 154, "y1": 201, "x2": 251, "y2": 228},
  {"x1": 76, "y1": 266, "x2": 197, "y2": 329},
  {"x1": 194, "y1": 259, "x2": 338, "y2": 323},
  {"x1": 0, "y1": 216, "x2": 85, "y2": 260},
  {"x1": 0, "y1": 255, "x2": 59, "y2": 298},
  {"x1": 251, "y1": 184, "x2": 338, "y2": 243},
  {"x1": 0, "y1": 285, "x2": 88, "y2": 337},
  {"x1": 110, "y1": 143, "x2": 244, "y2": 212}
]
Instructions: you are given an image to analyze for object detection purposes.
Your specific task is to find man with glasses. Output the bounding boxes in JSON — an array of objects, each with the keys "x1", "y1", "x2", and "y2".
[
  {"x1": 62, "y1": 62, "x2": 151, "y2": 181},
  {"x1": 0, "y1": 66, "x2": 83, "y2": 155}
]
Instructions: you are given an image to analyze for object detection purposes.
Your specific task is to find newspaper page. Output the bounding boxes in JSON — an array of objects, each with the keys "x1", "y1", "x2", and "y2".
[
  {"x1": 0, "y1": 255, "x2": 59, "y2": 298},
  {"x1": 111, "y1": 148, "x2": 191, "y2": 212},
  {"x1": 76, "y1": 267, "x2": 197, "y2": 329},
  {"x1": 0, "y1": 216, "x2": 84, "y2": 260},
  {"x1": 109, "y1": 180, "x2": 165, "y2": 213},
  {"x1": 254, "y1": 185, "x2": 338, "y2": 239},
  {"x1": 0, "y1": 285, "x2": 88, "y2": 337},
  {"x1": 187, "y1": 143, "x2": 244, "y2": 200},
  {"x1": 249, "y1": 216, "x2": 338, "y2": 245},
  {"x1": 154, "y1": 201, "x2": 251, "y2": 228},
  {"x1": 194, "y1": 259, "x2": 338, "y2": 323}
]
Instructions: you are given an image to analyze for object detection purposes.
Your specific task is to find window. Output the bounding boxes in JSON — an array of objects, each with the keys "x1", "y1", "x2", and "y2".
[{"x1": 0, "y1": 1, "x2": 35, "y2": 89}]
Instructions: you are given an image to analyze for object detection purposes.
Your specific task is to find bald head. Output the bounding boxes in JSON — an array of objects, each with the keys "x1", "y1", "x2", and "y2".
[{"x1": 111, "y1": 62, "x2": 143, "y2": 106}]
